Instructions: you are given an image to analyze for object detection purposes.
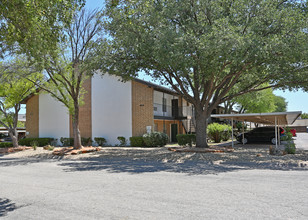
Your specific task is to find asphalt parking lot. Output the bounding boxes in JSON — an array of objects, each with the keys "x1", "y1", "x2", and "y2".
[{"x1": 0, "y1": 135, "x2": 308, "y2": 219}]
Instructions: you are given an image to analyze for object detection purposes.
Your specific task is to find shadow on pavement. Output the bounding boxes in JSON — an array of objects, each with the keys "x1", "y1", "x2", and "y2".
[
  {"x1": 1, "y1": 146, "x2": 307, "y2": 175},
  {"x1": 0, "y1": 198, "x2": 17, "y2": 217}
]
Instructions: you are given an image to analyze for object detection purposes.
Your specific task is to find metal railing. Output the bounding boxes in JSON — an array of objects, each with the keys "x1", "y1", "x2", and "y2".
[{"x1": 153, "y1": 103, "x2": 194, "y2": 118}]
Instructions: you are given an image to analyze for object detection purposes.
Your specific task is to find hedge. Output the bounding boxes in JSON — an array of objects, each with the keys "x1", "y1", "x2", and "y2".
[
  {"x1": 19, "y1": 138, "x2": 54, "y2": 147},
  {"x1": 0, "y1": 142, "x2": 13, "y2": 148},
  {"x1": 129, "y1": 136, "x2": 144, "y2": 147},
  {"x1": 176, "y1": 134, "x2": 196, "y2": 147},
  {"x1": 94, "y1": 137, "x2": 107, "y2": 146}
]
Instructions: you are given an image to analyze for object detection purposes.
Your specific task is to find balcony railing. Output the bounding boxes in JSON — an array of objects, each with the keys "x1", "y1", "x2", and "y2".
[{"x1": 153, "y1": 103, "x2": 194, "y2": 119}]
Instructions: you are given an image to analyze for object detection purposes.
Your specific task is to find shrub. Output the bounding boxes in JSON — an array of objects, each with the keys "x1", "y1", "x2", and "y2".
[
  {"x1": 236, "y1": 122, "x2": 247, "y2": 132},
  {"x1": 19, "y1": 138, "x2": 54, "y2": 147},
  {"x1": 176, "y1": 134, "x2": 196, "y2": 147},
  {"x1": 81, "y1": 137, "x2": 92, "y2": 146},
  {"x1": 221, "y1": 124, "x2": 232, "y2": 141},
  {"x1": 31, "y1": 141, "x2": 38, "y2": 150},
  {"x1": 60, "y1": 137, "x2": 74, "y2": 146},
  {"x1": 44, "y1": 145, "x2": 55, "y2": 151},
  {"x1": 0, "y1": 142, "x2": 13, "y2": 148},
  {"x1": 94, "y1": 137, "x2": 107, "y2": 146},
  {"x1": 281, "y1": 132, "x2": 293, "y2": 141},
  {"x1": 117, "y1": 136, "x2": 127, "y2": 146},
  {"x1": 143, "y1": 132, "x2": 169, "y2": 147},
  {"x1": 129, "y1": 136, "x2": 144, "y2": 147},
  {"x1": 284, "y1": 142, "x2": 296, "y2": 154},
  {"x1": 207, "y1": 123, "x2": 225, "y2": 143}
]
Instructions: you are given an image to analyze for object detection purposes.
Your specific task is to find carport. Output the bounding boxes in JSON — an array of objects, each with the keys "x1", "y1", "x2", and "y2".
[{"x1": 211, "y1": 111, "x2": 302, "y2": 148}]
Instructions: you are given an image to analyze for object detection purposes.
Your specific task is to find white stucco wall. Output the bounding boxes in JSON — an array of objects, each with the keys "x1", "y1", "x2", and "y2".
[
  {"x1": 39, "y1": 93, "x2": 69, "y2": 145},
  {"x1": 92, "y1": 73, "x2": 132, "y2": 146}
]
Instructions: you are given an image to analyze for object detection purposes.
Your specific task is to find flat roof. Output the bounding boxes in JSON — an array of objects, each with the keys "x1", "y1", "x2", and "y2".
[{"x1": 211, "y1": 111, "x2": 302, "y2": 125}]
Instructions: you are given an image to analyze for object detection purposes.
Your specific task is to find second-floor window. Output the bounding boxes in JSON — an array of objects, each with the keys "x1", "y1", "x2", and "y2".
[{"x1": 162, "y1": 98, "x2": 167, "y2": 112}]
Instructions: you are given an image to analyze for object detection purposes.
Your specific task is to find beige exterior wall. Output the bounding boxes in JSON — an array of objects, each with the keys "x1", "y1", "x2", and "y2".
[
  {"x1": 132, "y1": 81, "x2": 154, "y2": 136},
  {"x1": 154, "y1": 119, "x2": 185, "y2": 141},
  {"x1": 70, "y1": 77, "x2": 92, "y2": 138},
  {"x1": 26, "y1": 95, "x2": 39, "y2": 138}
]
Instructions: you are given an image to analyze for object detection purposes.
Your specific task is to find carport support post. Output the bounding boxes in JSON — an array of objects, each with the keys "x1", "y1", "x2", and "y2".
[
  {"x1": 231, "y1": 117, "x2": 234, "y2": 148},
  {"x1": 275, "y1": 116, "x2": 278, "y2": 150},
  {"x1": 242, "y1": 121, "x2": 245, "y2": 145}
]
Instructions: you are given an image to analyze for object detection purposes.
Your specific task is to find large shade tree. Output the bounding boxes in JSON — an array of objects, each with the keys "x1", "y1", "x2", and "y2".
[{"x1": 100, "y1": 0, "x2": 308, "y2": 148}]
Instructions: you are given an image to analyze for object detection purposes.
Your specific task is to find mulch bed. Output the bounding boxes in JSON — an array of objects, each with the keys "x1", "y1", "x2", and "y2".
[
  {"x1": 52, "y1": 146, "x2": 101, "y2": 156},
  {"x1": 168, "y1": 145, "x2": 234, "y2": 153},
  {"x1": 0, "y1": 146, "x2": 32, "y2": 154}
]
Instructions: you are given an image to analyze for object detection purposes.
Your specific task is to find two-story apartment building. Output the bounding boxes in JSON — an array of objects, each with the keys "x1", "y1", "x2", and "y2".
[{"x1": 24, "y1": 73, "x2": 195, "y2": 145}]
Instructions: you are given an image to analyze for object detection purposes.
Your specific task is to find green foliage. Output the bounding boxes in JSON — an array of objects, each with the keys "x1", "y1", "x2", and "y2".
[
  {"x1": 236, "y1": 122, "x2": 247, "y2": 132},
  {"x1": 0, "y1": 59, "x2": 42, "y2": 146},
  {"x1": 221, "y1": 124, "x2": 232, "y2": 141},
  {"x1": 207, "y1": 123, "x2": 226, "y2": 143},
  {"x1": 129, "y1": 136, "x2": 144, "y2": 147},
  {"x1": 81, "y1": 137, "x2": 92, "y2": 146},
  {"x1": 19, "y1": 138, "x2": 54, "y2": 147},
  {"x1": 0, "y1": 142, "x2": 13, "y2": 148},
  {"x1": 60, "y1": 137, "x2": 74, "y2": 146},
  {"x1": 94, "y1": 137, "x2": 107, "y2": 146},
  {"x1": 0, "y1": 0, "x2": 85, "y2": 59},
  {"x1": 281, "y1": 132, "x2": 293, "y2": 141},
  {"x1": 117, "y1": 136, "x2": 127, "y2": 146},
  {"x1": 142, "y1": 132, "x2": 169, "y2": 147},
  {"x1": 31, "y1": 141, "x2": 38, "y2": 150},
  {"x1": 301, "y1": 113, "x2": 308, "y2": 119},
  {"x1": 234, "y1": 86, "x2": 276, "y2": 113},
  {"x1": 284, "y1": 142, "x2": 296, "y2": 154},
  {"x1": 273, "y1": 96, "x2": 287, "y2": 112},
  {"x1": 102, "y1": 0, "x2": 308, "y2": 148},
  {"x1": 176, "y1": 134, "x2": 196, "y2": 147}
]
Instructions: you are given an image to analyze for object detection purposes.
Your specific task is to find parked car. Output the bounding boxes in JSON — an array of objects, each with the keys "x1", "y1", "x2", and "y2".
[{"x1": 236, "y1": 126, "x2": 285, "y2": 144}]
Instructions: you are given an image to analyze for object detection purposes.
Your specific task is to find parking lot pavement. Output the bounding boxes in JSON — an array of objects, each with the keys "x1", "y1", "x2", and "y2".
[
  {"x1": 294, "y1": 133, "x2": 308, "y2": 150},
  {"x1": 0, "y1": 154, "x2": 308, "y2": 219}
]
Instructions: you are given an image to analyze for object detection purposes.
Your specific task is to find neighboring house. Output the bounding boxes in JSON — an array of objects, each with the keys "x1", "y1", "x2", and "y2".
[{"x1": 23, "y1": 73, "x2": 195, "y2": 145}]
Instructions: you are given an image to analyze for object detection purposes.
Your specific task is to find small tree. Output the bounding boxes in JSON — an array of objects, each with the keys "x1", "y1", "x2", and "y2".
[
  {"x1": 29, "y1": 9, "x2": 103, "y2": 149},
  {"x1": 0, "y1": 59, "x2": 41, "y2": 147}
]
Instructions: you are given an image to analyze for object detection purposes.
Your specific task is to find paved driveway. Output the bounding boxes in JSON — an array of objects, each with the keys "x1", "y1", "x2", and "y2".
[
  {"x1": 294, "y1": 133, "x2": 308, "y2": 150},
  {"x1": 0, "y1": 148, "x2": 308, "y2": 220}
]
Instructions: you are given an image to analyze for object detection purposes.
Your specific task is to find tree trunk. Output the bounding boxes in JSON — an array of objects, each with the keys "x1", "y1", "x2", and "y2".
[
  {"x1": 72, "y1": 105, "x2": 82, "y2": 149},
  {"x1": 195, "y1": 109, "x2": 209, "y2": 148},
  {"x1": 8, "y1": 129, "x2": 18, "y2": 148}
]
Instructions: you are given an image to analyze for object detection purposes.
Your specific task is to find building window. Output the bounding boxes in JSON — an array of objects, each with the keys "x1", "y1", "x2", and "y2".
[
  {"x1": 153, "y1": 106, "x2": 157, "y2": 111},
  {"x1": 162, "y1": 98, "x2": 167, "y2": 112}
]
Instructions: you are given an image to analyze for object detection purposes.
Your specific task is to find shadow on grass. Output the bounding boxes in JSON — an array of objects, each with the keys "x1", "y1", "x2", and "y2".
[{"x1": 0, "y1": 198, "x2": 17, "y2": 217}]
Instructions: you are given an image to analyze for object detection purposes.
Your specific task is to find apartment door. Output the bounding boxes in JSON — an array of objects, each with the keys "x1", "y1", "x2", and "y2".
[
  {"x1": 171, "y1": 124, "x2": 178, "y2": 142},
  {"x1": 172, "y1": 99, "x2": 179, "y2": 118}
]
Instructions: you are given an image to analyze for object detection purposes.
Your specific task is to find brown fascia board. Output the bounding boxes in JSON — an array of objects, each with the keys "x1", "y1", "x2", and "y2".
[{"x1": 133, "y1": 78, "x2": 179, "y2": 96}]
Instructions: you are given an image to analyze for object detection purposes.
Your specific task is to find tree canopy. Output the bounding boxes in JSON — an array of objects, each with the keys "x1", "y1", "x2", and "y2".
[
  {"x1": 0, "y1": 58, "x2": 42, "y2": 147},
  {"x1": 0, "y1": 0, "x2": 84, "y2": 60},
  {"x1": 100, "y1": 0, "x2": 308, "y2": 147}
]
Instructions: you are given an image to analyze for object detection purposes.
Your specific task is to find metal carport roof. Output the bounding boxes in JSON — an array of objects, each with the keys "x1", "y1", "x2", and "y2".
[{"x1": 211, "y1": 111, "x2": 302, "y2": 126}]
